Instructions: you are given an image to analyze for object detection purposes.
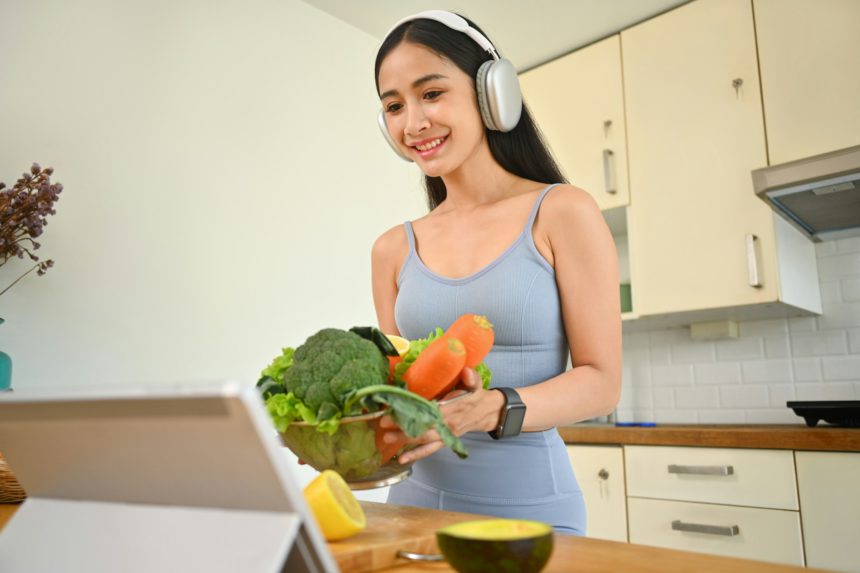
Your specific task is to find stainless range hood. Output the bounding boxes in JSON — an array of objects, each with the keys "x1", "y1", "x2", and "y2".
[{"x1": 753, "y1": 144, "x2": 860, "y2": 242}]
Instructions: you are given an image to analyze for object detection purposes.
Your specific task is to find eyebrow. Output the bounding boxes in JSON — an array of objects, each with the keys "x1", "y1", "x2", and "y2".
[{"x1": 379, "y1": 74, "x2": 449, "y2": 100}]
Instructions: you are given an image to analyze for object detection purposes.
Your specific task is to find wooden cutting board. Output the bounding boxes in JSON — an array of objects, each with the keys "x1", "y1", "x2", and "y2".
[{"x1": 329, "y1": 501, "x2": 484, "y2": 573}]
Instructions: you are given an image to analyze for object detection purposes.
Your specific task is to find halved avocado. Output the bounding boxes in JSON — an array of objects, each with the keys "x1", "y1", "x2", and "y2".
[{"x1": 436, "y1": 519, "x2": 554, "y2": 573}]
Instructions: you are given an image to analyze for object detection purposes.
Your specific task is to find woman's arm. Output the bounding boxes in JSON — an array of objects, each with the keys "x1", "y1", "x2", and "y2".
[
  {"x1": 371, "y1": 224, "x2": 409, "y2": 336},
  {"x1": 517, "y1": 184, "x2": 622, "y2": 429}
]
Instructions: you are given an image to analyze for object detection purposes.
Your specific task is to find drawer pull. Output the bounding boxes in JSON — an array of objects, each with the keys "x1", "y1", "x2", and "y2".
[
  {"x1": 672, "y1": 520, "x2": 740, "y2": 537},
  {"x1": 668, "y1": 464, "x2": 734, "y2": 476}
]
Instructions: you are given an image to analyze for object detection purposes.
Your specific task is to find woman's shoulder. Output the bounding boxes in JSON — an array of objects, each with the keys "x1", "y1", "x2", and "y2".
[
  {"x1": 371, "y1": 222, "x2": 410, "y2": 265},
  {"x1": 541, "y1": 183, "x2": 602, "y2": 224}
]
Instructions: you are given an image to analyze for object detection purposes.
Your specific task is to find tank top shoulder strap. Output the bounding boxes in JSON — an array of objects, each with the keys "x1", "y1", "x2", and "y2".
[
  {"x1": 524, "y1": 183, "x2": 562, "y2": 233},
  {"x1": 403, "y1": 220, "x2": 417, "y2": 252},
  {"x1": 522, "y1": 183, "x2": 561, "y2": 274}
]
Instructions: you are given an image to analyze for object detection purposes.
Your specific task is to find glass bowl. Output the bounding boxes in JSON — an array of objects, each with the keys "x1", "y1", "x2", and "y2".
[{"x1": 279, "y1": 390, "x2": 470, "y2": 490}]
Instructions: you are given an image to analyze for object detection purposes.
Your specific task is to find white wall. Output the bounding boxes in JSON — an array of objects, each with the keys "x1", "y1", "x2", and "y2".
[
  {"x1": 0, "y1": 0, "x2": 426, "y2": 393},
  {"x1": 618, "y1": 236, "x2": 860, "y2": 425}
]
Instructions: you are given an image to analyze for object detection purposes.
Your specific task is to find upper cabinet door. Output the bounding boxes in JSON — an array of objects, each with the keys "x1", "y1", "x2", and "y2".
[
  {"x1": 519, "y1": 35, "x2": 629, "y2": 211},
  {"x1": 621, "y1": 0, "x2": 777, "y2": 316},
  {"x1": 754, "y1": 0, "x2": 860, "y2": 165}
]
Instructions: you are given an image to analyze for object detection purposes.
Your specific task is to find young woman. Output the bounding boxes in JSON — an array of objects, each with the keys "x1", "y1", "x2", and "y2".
[{"x1": 371, "y1": 11, "x2": 621, "y2": 535}]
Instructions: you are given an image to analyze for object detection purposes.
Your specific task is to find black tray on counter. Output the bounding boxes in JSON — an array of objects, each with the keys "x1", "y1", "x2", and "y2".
[{"x1": 787, "y1": 401, "x2": 860, "y2": 427}]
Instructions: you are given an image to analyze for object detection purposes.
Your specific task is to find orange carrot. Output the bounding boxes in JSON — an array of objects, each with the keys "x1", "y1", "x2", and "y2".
[
  {"x1": 444, "y1": 314, "x2": 494, "y2": 368},
  {"x1": 387, "y1": 355, "x2": 402, "y2": 382},
  {"x1": 376, "y1": 428, "x2": 408, "y2": 465},
  {"x1": 403, "y1": 336, "x2": 467, "y2": 399}
]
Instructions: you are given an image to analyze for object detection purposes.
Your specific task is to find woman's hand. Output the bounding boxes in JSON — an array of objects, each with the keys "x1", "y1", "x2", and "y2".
[{"x1": 378, "y1": 367, "x2": 504, "y2": 464}]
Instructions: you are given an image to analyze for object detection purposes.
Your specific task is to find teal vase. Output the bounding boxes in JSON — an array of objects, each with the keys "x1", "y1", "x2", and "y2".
[
  {"x1": 0, "y1": 318, "x2": 10, "y2": 391},
  {"x1": 0, "y1": 350, "x2": 10, "y2": 391}
]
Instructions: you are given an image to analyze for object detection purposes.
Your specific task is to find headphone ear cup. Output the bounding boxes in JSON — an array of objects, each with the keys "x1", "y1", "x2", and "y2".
[
  {"x1": 475, "y1": 58, "x2": 523, "y2": 133},
  {"x1": 475, "y1": 61, "x2": 498, "y2": 131},
  {"x1": 377, "y1": 109, "x2": 413, "y2": 162}
]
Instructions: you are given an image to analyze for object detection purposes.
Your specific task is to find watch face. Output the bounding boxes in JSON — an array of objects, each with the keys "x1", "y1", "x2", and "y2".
[{"x1": 502, "y1": 404, "x2": 527, "y2": 437}]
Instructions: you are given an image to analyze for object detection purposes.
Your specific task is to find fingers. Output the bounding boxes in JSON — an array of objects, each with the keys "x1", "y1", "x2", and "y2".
[
  {"x1": 460, "y1": 366, "x2": 482, "y2": 391},
  {"x1": 398, "y1": 440, "x2": 445, "y2": 464}
]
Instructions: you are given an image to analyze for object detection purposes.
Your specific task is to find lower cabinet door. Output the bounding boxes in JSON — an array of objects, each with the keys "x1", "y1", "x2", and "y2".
[
  {"x1": 627, "y1": 497, "x2": 804, "y2": 566},
  {"x1": 566, "y1": 445, "x2": 628, "y2": 542}
]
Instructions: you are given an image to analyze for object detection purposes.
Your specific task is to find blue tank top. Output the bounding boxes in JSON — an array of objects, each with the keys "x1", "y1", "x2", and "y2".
[{"x1": 387, "y1": 183, "x2": 586, "y2": 535}]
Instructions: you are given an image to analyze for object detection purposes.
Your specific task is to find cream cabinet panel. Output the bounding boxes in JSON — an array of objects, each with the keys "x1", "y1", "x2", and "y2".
[
  {"x1": 627, "y1": 497, "x2": 804, "y2": 567},
  {"x1": 566, "y1": 445, "x2": 627, "y2": 542},
  {"x1": 753, "y1": 0, "x2": 860, "y2": 164},
  {"x1": 519, "y1": 35, "x2": 629, "y2": 211},
  {"x1": 621, "y1": 0, "x2": 814, "y2": 317},
  {"x1": 624, "y1": 446, "x2": 797, "y2": 510},
  {"x1": 795, "y1": 451, "x2": 860, "y2": 573}
]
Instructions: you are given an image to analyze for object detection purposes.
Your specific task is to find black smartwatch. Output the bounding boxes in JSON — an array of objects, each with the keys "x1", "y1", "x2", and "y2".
[{"x1": 488, "y1": 387, "x2": 526, "y2": 440}]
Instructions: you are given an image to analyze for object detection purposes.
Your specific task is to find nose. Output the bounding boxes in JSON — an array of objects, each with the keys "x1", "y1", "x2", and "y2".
[{"x1": 404, "y1": 104, "x2": 430, "y2": 137}]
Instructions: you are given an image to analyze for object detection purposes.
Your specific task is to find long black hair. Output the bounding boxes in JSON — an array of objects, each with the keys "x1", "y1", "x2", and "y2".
[{"x1": 375, "y1": 15, "x2": 567, "y2": 211}]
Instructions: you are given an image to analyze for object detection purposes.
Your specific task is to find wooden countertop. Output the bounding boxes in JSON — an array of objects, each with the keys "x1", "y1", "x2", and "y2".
[
  {"x1": 2, "y1": 500, "x2": 829, "y2": 572},
  {"x1": 559, "y1": 424, "x2": 860, "y2": 451}
]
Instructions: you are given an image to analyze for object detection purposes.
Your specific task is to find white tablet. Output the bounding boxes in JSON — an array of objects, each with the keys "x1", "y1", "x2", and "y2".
[{"x1": 0, "y1": 381, "x2": 338, "y2": 573}]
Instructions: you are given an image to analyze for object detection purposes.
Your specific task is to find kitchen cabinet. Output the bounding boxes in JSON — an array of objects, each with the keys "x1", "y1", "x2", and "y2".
[
  {"x1": 519, "y1": 35, "x2": 630, "y2": 212},
  {"x1": 566, "y1": 445, "x2": 627, "y2": 542},
  {"x1": 795, "y1": 451, "x2": 860, "y2": 573},
  {"x1": 624, "y1": 445, "x2": 804, "y2": 566},
  {"x1": 520, "y1": 38, "x2": 635, "y2": 319},
  {"x1": 753, "y1": 0, "x2": 860, "y2": 165},
  {"x1": 620, "y1": 0, "x2": 820, "y2": 321}
]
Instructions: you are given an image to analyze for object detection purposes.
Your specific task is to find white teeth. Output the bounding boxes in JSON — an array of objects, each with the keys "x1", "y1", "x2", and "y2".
[{"x1": 415, "y1": 137, "x2": 444, "y2": 151}]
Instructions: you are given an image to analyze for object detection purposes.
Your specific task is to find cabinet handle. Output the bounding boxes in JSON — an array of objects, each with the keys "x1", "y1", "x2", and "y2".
[
  {"x1": 672, "y1": 520, "x2": 740, "y2": 537},
  {"x1": 746, "y1": 234, "x2": 762, "y2": 288},
  {"x1": 598, "y1": 468, "x2": 609, "y2": 480},
  {"x1": 668, "y1": 464, "x2": 734, "y2": 476},
  {"x1": 602, "y1": 149, "x2": 617, "y2": 195}
]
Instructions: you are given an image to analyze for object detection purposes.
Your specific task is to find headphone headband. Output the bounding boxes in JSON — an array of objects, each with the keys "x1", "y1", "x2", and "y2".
[{"x1": 383, "y1": 10, "x2": 500, "y2": 60}]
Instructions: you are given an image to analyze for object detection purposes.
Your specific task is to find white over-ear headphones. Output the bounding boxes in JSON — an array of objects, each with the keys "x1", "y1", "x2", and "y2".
[{"x1": 377, "y1": 10, "x2": 523, "y2": 162}]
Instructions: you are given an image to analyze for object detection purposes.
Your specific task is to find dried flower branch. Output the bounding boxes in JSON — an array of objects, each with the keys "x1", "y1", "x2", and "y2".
[{"x1": 0, "y1": 163, "x2": 62, "y2": 296}]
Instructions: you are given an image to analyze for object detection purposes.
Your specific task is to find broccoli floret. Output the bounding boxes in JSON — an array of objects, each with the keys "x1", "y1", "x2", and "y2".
[{"x1": 283, "y1": 328, "x2": 388, "y2": 418}]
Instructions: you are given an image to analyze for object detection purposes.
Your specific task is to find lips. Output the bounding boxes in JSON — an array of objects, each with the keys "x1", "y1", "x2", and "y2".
[{"x1": 411, "y1": 136, "x2": 448, "y2": 158}]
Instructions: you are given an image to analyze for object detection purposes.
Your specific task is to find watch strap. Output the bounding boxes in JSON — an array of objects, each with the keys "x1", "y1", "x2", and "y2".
[{"x1": 489, "y1": 387, "x2": 526, "y2": 440}]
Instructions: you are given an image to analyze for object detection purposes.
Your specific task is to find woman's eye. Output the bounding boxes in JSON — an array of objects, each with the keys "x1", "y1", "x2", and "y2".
[
  {"x1": 385, "y1": 103, "x2": 402, "y2": 113},
  {"x1": 424, "y1": 90, "x2": 442, "y2": 100}
]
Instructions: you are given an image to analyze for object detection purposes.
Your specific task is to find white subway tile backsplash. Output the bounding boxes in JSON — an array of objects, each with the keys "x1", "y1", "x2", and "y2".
[
  {"x1": 792, "y1": 358, "x2": 822, "y2": 382},
  {"x1": 789, "y1": 316, "x2": 817, "y2": 333},
  {"x1": 698, "y1": 409, "x2": 747, "y2": 424},
  {"x1": 654, "y1": 409, "x2": 699, "y2": 424},
  {"x1": 747, "y1": 409, "x2": 804, "y2": 424},
  {"x1": 675, "y1": 386, "x2": 719, "y2": 409},
  {"x1": 850, "y1": 330, "x2": 860, "y2": 353},
  {"x1": 620, "y1": 237, "x2": 860, "y2": 424},
  {"x1": 820, "y1": 281, "x2": 841, "y2": 305},
  {"x1": 768, "y1": 384, "x2": 796, "y2": 407},
  {"x1": 742, "y1": 359, "x2": 792, "y2": 384},
  {"x1": 815, "y1": 241, "x2": 838, "y2": 257},
  {"x1": 817, "y1": 253, "x2": 860, "y2": 280},
  {"x1": 720, "y1": 385, "x2": 768, "y2": 408},
  {"x1": 764, "y1": 336, "x2": 790, "y2": 358},
  {"x1": 843, "y1": 278, "x2": 860, "y2": 302},
  {"x1": 821, "y1": 355, "x2": 860, "y2": 381},
  {"x1": 694, "y1": 362, "x2": 742, "y2": 385},
  {"x1": 790, "y1": 330, "x2": 848, "y2": 356},
  {"x1": 652, "y1": 364, "x2": 694, "y2": 386},
  {"x1": 715, "y1": 337, "x2": 764, "y2": 361},
  {"x1": 836, "y1": 236, "x2": 860, "y2": 253},
  {"x1": 738, "y1": 318, "x2": 788, "y2": 337},
  {"x1": 817, "y1": 302, "x2": 860, "y2": 330},
  {"x1": 795, "y1": 383, "x2": 855, "y2": 401}
]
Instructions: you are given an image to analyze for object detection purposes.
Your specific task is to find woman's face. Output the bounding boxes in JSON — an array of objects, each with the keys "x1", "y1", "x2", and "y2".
[{"x1": 378, "y1": 41, "x2": 486, "y2": 177}]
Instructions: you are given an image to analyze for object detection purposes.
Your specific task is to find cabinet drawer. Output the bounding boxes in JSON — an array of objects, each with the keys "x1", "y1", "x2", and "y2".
[
  {"x1": 625, "y1": 446, "x2": 797, "y2": 510},
  {"x1": 628, "y1": 497, "x2": 804, "y2": 567}
]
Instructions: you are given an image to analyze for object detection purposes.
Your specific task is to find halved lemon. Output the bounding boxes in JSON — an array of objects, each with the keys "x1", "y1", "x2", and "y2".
[
  {"x1": 303, "y1": 470, "x2": 366, "y2": 541},
  {"x1": 385, "y1": 334, "x2": 410, "y2": 357}
]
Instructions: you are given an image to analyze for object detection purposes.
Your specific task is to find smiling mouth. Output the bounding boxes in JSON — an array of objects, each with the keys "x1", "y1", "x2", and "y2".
[{"x1": 413, "y1": 136, "x2": 447, "y2": 152}]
